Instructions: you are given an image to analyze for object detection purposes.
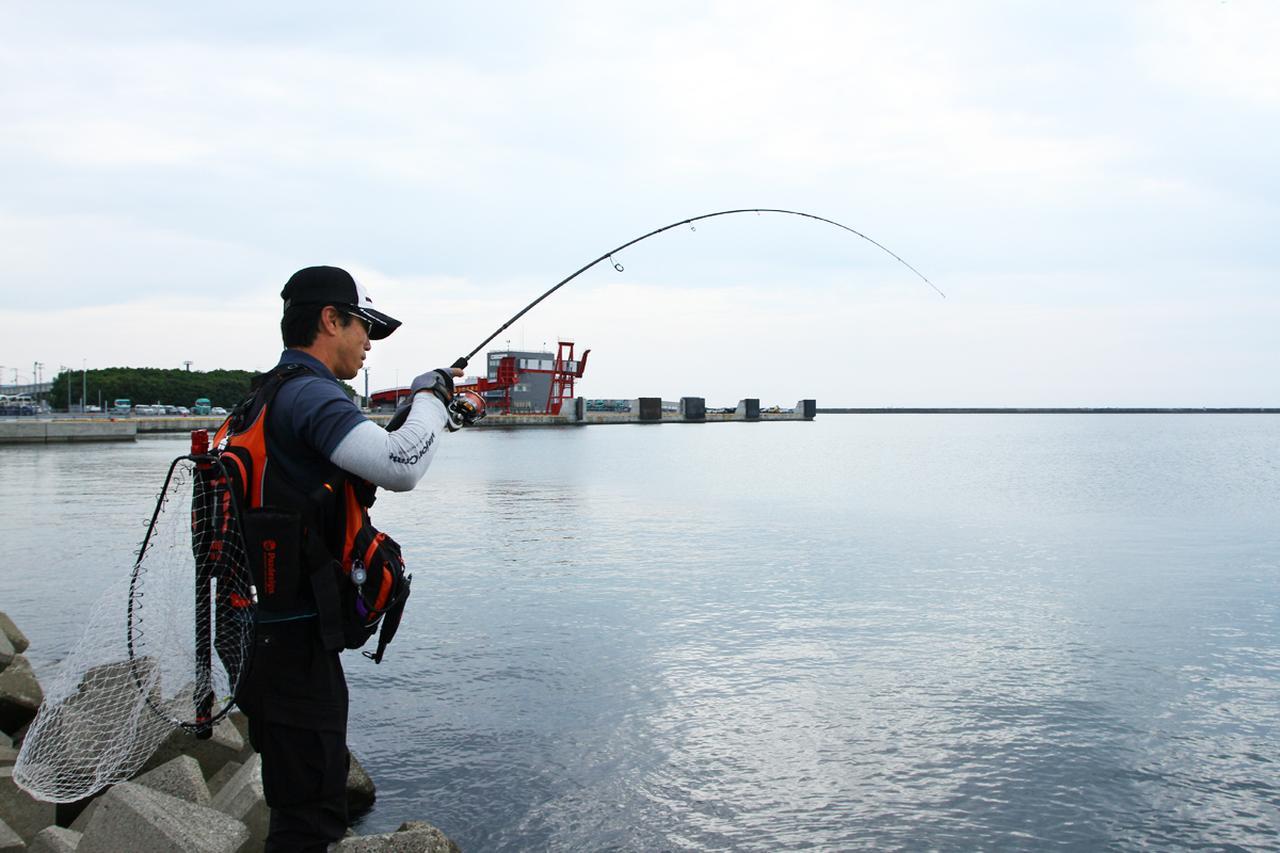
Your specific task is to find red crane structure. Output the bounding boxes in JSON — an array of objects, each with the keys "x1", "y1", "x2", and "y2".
[
  {"x1": 367, "y1": 341, "x2": 589, "y2": 416},
  {"x1": 543, "y1": 341, "x2": 589, "y2": 415}
]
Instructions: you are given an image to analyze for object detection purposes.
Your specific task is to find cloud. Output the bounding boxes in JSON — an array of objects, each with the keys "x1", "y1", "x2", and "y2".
[
  {"x1": 0, "y1": 212, "x2": 286, "y2": 307},
  {"x1": 1136, "y1": 1, "x2": 1280, "y2": 106}
]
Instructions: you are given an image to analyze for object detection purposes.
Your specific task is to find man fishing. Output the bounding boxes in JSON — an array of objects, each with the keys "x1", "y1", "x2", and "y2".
[
  {"x1": 231, "y1": 265, "x2": 478, "y2": 851},
  {"x1": 14, "y1": 208, "x2": 933, "y2": 818}
]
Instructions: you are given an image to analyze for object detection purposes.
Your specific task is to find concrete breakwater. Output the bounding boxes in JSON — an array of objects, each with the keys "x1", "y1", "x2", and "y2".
[
  {"x1": 0, "y1": 421, "x2": 137, "y2": 445},
  {"x1": 0, "y1": 398, "x2": 818, "y2": 443},
  {"x1": 383, "y1": 397, "x2": 818, "y2": 427},
  {"x1": 0, "y1": 612, "x2": 461, "y2": 852},
  {"x1": 818, "y1": 407, "x2": 1280, "y2": 414}
]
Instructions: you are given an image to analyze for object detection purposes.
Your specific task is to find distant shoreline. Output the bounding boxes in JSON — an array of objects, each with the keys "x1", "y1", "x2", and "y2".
[{"x1": 818, "y1": 408, "x2": 1280, "y2": 414}]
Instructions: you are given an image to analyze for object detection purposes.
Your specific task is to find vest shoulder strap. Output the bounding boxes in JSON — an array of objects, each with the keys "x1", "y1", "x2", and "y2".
[{"x1": 230, "y1": 362, "x2": 317, "y2": 432}]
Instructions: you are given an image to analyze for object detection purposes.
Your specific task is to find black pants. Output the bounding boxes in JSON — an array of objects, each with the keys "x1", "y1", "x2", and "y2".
[{"x1": 238, "y1": 619, "x2": 350, "y2": 853}]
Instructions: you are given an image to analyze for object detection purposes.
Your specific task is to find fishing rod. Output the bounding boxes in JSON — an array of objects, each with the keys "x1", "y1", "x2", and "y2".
[{"x1": 451, "y1": 207, "x2": 943, "y2": 369}]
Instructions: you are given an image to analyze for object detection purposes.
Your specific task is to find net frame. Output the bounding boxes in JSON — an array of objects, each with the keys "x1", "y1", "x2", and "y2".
[
  {"x1": 126, "y1": 451, "x2": 257, "y2": 732},
  {"x1": 14, "y1": 450, "x2": 258, "y2": 801}
]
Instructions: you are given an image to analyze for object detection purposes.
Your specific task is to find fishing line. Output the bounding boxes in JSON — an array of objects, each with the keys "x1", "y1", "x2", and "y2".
[{"x1": 454, "y1": 208, "x2": 943, "y2": 368}]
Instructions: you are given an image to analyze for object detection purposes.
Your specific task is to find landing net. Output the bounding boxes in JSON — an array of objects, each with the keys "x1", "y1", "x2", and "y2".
[{"x1": 14, "y1": 454, "x2": 256, "y2": 802}]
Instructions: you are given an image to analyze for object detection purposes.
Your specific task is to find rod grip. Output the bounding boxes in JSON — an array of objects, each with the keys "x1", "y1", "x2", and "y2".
[{"x1": 451, "y1": 356, "x2": 468, "y2": 370}]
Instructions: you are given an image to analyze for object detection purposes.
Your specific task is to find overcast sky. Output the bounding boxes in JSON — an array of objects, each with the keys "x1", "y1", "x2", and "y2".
[{"x1": 2, "y1": 1, "x2": 1277, "y2": 406}]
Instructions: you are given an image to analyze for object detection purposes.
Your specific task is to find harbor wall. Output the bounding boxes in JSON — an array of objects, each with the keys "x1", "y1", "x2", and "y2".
[
  {"x1": 817, "y1": 407, "x2": 1280, "y2": 414},
  {"x1": 0, "y1": 420, "x2": 136, "y2": 445}
]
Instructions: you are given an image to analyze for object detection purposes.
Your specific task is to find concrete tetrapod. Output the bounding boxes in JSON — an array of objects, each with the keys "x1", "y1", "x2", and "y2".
[
  {"x1": 0, "y1": 817, "x2": 21, "y2": 853},
  {"x1": 209, "y1": 753, "x2": 268, "y2": 852},
  {"x1": 0, "y1": 635, "x2": 14, "y2": 673},
  {"x1": 206, "y1": 759, "x2": 243, "y2": 798},
  {"x1": 27, "y1": 825, "x2": 82, "y2": 853},
  {"x1": 0, "y1": 656, "x2": 42, "y2": 736},
  {"x1": 0, "y1": 766, "x2": 56, "y2": 842},
  {"x1": 0, "y1": 616, "x2": 27, "y2": 657},
  {"x1": 334, "y1": 820, "x2": 462, "y2": 853},
  {"x1": 78, "y1": 782, "x2": 248, "y2": 853},
  {"x1": 133, "y1": 753, "x2": 211, "y2": 805},
  {"x1": 143, "y1": 717, "x2": 245, "y2": 778}
]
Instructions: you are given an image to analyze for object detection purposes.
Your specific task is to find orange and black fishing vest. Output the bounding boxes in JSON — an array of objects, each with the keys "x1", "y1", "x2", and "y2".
[{"x1": 210, "y1": 362, "x2": 410, "y2": 662}]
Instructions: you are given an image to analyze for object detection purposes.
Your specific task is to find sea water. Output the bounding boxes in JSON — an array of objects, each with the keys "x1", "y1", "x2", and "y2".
[{"x1": 2, "y1": 415, "x2": 1277, "y2": 849}]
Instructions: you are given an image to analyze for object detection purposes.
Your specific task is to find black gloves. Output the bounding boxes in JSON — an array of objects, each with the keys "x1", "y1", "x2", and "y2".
[
  {"x1": 409, "y1": 369, "x2": 455, "y2": 407},
  {"x1": 385, "y1": 372, "x2": 485, "y2": 433},
  {"x1": 386, "y1": 369, "x2": 456, "y2": 432}
]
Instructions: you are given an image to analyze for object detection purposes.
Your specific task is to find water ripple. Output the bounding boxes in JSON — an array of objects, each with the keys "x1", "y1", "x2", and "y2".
[{"x1": 4, "y1": 418, "x2": 1280, "y2": 849}]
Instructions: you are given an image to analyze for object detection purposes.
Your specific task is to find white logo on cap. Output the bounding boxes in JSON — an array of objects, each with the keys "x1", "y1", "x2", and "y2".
[{"x1": 352, "y1": 276, "x2": 375, "y2": 306}]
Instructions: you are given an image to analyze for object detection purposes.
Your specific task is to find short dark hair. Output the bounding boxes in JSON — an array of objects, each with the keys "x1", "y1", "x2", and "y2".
[{"x1": 281, "y1": 303, "x2": 354, "y2": 348}]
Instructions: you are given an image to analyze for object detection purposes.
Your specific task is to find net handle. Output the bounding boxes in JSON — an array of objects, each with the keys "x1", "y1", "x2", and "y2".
[{"x1": 126, "y1": 452, "x2": 255, "y2": 733}]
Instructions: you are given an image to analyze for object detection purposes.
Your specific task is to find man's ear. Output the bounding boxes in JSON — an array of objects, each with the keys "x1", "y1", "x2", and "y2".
[{"x1": 317, "y1": 305, "x2": 342, "y2": 337}]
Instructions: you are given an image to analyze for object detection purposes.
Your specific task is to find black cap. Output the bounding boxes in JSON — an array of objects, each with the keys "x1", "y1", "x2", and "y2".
[{"x1": 280, "y1": 266, "x2": 402, "y2": 340}]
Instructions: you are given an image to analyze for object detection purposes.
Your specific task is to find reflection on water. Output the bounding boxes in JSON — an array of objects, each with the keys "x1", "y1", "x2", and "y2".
[{"x1": 3, "y1": 417, "x2": 1279, "y2": 849}]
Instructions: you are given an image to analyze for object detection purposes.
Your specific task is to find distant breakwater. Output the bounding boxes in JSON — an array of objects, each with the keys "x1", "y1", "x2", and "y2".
[
  {"x1": 818, "y1": 407, "x2": 1280, "y2": 414},
  {"x1": 1, "y1": 398, "x2": 818, "y2": 443}
]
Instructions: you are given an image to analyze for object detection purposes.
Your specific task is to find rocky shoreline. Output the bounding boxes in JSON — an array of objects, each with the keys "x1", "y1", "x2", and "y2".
[{"x1": 0, "y1": 612, "x2": 460, "y2": 852}]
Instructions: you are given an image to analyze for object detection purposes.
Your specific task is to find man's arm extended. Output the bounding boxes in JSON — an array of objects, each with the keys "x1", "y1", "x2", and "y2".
[{"x1": 329, "y1": 393, "x2": 448, "y2": 491}]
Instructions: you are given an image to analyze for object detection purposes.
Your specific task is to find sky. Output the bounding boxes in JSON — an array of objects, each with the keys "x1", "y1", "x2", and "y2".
[{"x1": 1, "y1": 1, "x2": 1277, "y2": 407}]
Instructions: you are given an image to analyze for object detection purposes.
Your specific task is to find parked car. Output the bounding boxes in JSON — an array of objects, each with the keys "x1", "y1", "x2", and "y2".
[
  {"x1": 210, "y1": 406, "x2": 228, "y2": 416},
  {"x1": 175, "y1": 406, "x2": 190, "y2": 416},
  {"x1": 0, "y1": 394, "x2": 36, "y2": 416}
]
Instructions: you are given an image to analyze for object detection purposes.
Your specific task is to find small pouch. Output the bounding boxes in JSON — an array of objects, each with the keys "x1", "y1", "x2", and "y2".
[
  {"x1": 342, "y1": 522, "x2": 408, "y2": 649},
  {"x1": 242, "y1": 507, "x2": 304, "y2": 612}
]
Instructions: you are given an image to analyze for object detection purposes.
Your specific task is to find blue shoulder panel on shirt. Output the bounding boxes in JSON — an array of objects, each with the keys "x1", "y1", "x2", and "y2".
[{"x1": 276, "y1": 375, "x2": 367, "y2": 458}]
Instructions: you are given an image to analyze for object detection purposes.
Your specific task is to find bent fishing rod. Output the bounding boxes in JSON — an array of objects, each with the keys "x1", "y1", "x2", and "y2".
[{"x1": 450, "y1": 207, "x2": 943, "y2": 369}]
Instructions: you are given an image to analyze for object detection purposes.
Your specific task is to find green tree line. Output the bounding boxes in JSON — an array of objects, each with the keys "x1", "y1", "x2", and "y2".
[{"x1": 50, "y1": 367, "x2": 354, "y2": 411}]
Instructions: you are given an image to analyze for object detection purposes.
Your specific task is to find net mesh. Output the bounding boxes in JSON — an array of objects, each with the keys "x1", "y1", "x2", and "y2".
[{"x1": 14, "y1": 454, "x2": 256, "y2": 802}]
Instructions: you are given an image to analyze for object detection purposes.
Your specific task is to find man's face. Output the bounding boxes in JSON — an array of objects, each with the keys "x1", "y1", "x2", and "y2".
[{"x1": 333, "y1": 309, "x2": 371, "y2": 380}]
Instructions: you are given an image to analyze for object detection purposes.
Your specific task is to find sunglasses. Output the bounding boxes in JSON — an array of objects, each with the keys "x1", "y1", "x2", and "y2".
[{"x1": 339, "y1": 309, "x2": 372, "y2": 335}]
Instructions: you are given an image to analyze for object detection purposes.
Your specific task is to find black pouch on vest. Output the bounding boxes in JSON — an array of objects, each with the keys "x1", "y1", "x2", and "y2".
[
  {"x1": 342, "y1": 522, "x2": 408, "y2": 651},
  {"x1": 241, "y1": 507, "x2": 303, "y2": 612}
]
